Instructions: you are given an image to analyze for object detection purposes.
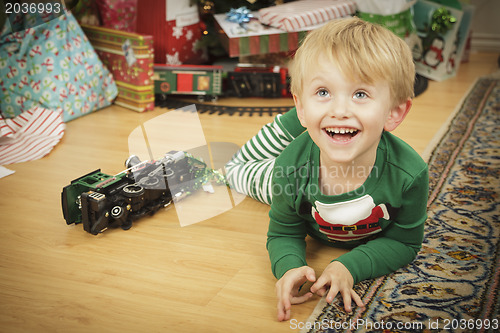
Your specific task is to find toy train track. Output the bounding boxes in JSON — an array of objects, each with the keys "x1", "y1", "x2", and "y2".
[{"x1": 155, "y1": 97, "x2": 293, "y2": 116}]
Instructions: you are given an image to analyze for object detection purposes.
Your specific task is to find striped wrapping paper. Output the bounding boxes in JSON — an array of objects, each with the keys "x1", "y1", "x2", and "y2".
[
  {"x1": 259, "y1": 0, "x2": 357, "y2": 32},
  {"x1": 0, "y1": 107, "x2": 65, "y2": 165}
]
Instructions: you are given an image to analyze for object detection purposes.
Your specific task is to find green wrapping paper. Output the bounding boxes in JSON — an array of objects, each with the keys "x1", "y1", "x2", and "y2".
[{"x1": 358, "y1": 9, "x2": 416, "y2": 39}]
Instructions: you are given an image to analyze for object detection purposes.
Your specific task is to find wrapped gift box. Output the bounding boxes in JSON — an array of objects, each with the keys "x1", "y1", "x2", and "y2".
[
  {"x1": 82, "y1": 25, "x2": 155, "y2": 112},
  {"x1": 356, "y1": 0, "x2": 417, "y2": 39},
  {"x1": 97, "y1": 0, "x2": 138, "y2": 32},
  {"x1": 259, "y1": 0, "x2": 356, "y2": 32},
  {"x1": 214, "y1": 12, "x2": 316, "y2": 58},
  {"x1": 413, "y1": 0, "x2": 474, "y2": 81},
  {"x1": 0, "y1": 9, "x2": 117, "y2": 122}
]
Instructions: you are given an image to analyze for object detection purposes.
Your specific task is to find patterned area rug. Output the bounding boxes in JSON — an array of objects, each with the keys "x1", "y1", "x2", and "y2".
[{"x1": 301, "y1": 75, "x2": 500, "y2": 333}]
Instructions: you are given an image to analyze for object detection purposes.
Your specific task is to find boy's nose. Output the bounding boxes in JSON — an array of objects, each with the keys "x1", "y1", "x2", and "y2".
[{"x1": 328, "y1": 98, "x2": 351, "y2": 118}]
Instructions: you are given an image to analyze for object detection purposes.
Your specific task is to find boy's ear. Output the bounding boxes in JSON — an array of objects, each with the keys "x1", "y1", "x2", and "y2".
[
  {"x1": 293, "y1": 94, "x2": 308, "y2": 127},
  {"x1": 384, "y1": 99, "x2": 412, "y2": 132}
]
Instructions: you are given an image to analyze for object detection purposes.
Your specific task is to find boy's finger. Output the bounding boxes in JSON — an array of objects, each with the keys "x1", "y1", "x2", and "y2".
[
  {"x1": 276, "y1": 284, "x2": 290, "y2": 314},
  {"x1": 309, "y1": 275, "x2": 328, "y2": 294},
  {"x1": 277, "y1": 296, "x2": 291, "y2": 321},
  {"x1": 340, "y1": 289, "x2": 353, "y2": 313},
  {"x1": 351, "y1": 289, "x2": 365, "y2": 307},
  {"x1": 325, "y1": 285, "x2": 340, "y2": 304},
  {"x1": 277, "y1": 304, "x2": 290, "y2": 321},
  {"x1": 314, "y1": 287, "x2": 327, "y2": 297},
  {"x1": 279, "y1": 292, "x2": 291, "y2": 313},
  {"x1": 290, "y1": 291, "x2": 313, "y2": 305},
  {"x1": 304, "y1": 267, "x2": 317, "y2": 282}
]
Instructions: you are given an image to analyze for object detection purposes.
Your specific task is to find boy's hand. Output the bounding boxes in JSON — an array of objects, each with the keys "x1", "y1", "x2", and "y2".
[
  {"x1": 275, "y1": 266, "x2": 316, "y2": 321},
  {"x1": 310, "y1": 261, "x2": 364, "y2": 313}
]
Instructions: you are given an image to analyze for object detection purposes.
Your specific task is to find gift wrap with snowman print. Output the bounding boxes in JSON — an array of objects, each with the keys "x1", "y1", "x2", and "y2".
[
  {"x1": 413, "y1": 0, "x2": 474, "y2": 81},
  {"x1": 0, "y1": 8, "x2": 118, "y2": 121}
]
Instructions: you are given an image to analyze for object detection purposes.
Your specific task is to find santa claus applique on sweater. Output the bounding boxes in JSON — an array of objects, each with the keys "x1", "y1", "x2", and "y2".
[{"x1": 312, "y1": 195, "x2": 393, "y2": 242}]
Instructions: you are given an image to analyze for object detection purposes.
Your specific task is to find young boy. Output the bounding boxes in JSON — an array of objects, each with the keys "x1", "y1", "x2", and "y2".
[{"x1": 225, "y1": 17, "x2": 428, "y2": 322}]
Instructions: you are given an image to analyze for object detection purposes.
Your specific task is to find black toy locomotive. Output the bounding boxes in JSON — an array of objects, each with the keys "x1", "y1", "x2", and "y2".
[{"x1": 62, "y1": 151, "x2": 206, "y2": 235}]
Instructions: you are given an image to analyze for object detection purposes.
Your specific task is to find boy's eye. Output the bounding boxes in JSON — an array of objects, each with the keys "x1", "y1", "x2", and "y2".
[
  {"x1": 316, "y1": 89, "x2": 330, "y2": 98},
  {"x1": 354, "y1": 91, "x2": 368, "y2": 99}
]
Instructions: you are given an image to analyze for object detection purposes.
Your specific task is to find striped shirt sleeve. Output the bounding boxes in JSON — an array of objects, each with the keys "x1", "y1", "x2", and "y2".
[{"x1": 225, "y1": 108, "x2": 304, "y2": 205}]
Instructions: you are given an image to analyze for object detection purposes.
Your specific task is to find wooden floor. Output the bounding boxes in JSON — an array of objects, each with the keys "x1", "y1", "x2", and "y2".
[{"x1": 0, "y1": 52, "x2": 498, "y2": 333}]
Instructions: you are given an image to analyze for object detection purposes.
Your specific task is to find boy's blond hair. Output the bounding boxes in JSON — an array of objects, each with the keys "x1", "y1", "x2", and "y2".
[{"x1": 289, "y1": 17, "x2": 415, "y2": 106}]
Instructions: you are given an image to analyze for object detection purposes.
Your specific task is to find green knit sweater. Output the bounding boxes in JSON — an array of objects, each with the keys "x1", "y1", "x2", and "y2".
[{"x1": 267, "y1": 112, "x2": 429, "y2": 283}]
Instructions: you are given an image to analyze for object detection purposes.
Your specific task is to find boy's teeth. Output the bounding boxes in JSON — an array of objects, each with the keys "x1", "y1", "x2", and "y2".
[{"x1": 326, "y1": 128, "x2": 357, "y2": 134}]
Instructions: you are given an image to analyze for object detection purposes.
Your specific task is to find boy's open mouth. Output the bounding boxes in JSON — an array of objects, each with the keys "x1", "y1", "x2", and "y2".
[{"x1": 324, "y1": 127, "x2": 360, "y2": 142}]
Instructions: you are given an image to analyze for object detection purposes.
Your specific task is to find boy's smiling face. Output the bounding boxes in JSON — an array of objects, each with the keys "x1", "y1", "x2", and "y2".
[{"x1": 294, "y1": 55, "x2": 410, "y2": 169}]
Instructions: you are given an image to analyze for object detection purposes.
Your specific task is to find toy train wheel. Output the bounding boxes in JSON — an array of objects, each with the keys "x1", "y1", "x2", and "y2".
[
  {"x1": 111, "y1": 206, "x2": 124, "y2": 219},
  {"x1": 139, "y1": 177, "x2": 160, "y2": 187},
  {"x1": 157, "y1": 94, "x2": 168, "y2": 102},
  {"x1": 196, "y1": 95, "x2": 218, "y2": 102},
  {"x1": 122, "y1": 184, "x2": 145, "y2": 197}
]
